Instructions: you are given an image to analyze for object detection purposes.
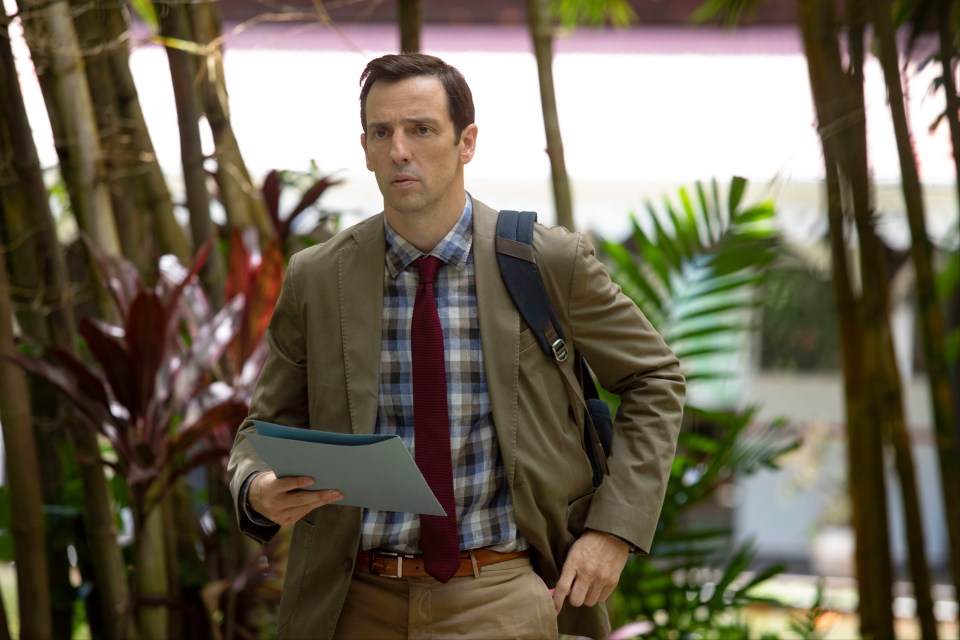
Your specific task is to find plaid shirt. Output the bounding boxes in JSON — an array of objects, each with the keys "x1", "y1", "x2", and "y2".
[{"x1": 360, "y1": 197, "x2": 523, "y2": 554}]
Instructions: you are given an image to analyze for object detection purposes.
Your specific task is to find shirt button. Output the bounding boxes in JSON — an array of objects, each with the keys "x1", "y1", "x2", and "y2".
[{"x1": 344, "y1": 559, "x2": 353, "y2": 571}]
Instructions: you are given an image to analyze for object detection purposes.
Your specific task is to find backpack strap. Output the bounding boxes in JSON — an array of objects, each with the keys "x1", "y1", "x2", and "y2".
[
  {"x1": 494, "y1": 210, "x2": 569, "y2": 362},
  {"x1": 495, "y1": 210, "x2": 610, "y2": 480}
]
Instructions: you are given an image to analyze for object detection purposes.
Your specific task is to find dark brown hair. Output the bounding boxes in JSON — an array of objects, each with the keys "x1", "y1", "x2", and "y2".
[{"x1": 359, "y1": 53, "x2": 475, "y2": 142}]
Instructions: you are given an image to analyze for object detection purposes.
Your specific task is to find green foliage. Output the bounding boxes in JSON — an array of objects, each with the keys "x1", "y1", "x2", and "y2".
[
  {"x1": 601, "y1": 176, "x2": 779, "y2": 385},
  {"x1": 788, "y1": 579, "x2": 827, "y2": 639},
  {"x1": 690, "y1": 0, "x2": 762, "y2": 27},
  {"x1": 937, "y1": 224, "x2": 960, "y2": 362},
  {"x1": 758, "y1": 267, "x2": 841, "y2": 372},
  {"x1": 130, "y1": 0, "x2": 159, "y2": 33},
  {"x1": 601, "y1": 177, "x2": 794, "y2": 636},
  {"x1": 552, "y1": 0, "x2": 636, "y2": 28}
]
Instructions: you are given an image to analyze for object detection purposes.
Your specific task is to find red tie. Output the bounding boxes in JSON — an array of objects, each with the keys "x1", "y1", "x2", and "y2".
[{"x1": 412, "y1": 256, "x2": 459, "y2": 582}]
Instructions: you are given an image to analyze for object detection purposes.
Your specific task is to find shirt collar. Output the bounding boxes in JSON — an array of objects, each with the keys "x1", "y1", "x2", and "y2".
[{"x1": 384, "y1": 194, "x2": 474, "y2": 279}]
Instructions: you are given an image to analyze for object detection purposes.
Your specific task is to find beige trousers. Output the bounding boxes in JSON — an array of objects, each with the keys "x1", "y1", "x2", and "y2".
[{"x1": 333, "y1": 557, "x2": 559, "y2": 639}]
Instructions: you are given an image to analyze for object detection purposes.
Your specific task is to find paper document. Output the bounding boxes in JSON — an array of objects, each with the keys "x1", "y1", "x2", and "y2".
[{"x1": 245, "y1": 420, "x2": 445, "y2": 516}]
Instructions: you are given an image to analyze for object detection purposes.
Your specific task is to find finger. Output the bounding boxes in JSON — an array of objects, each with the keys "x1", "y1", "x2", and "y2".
[
  {"x1": 273, "y1": 490, "x2": 343, "y2": 521},
  {"x1": 267, "y1": 475, "x2": 315, "y2": 494},
  {"x1": 598, "y1": 581, "x2": 617, "y2": 605},
  {"x1": 271, "y1": 489, "x2": 343, "y2": 516},
  {"x1": 553, "y1": 566, "x2": 575, "y2": 614},
  {"x1": 568, "y1": 575, "x2": 589, "y2": 608}
]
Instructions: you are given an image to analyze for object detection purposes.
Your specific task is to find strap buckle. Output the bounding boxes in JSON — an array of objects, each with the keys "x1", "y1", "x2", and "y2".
[
  {"x1": 370, "y1": 551, "x2": 416, "y2": 578},
  {"x1": 551, "y1": 338, "x2": 568, "y2": 362}
]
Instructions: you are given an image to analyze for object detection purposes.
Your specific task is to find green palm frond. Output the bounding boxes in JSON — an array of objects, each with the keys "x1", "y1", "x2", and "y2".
[{"x1": 600, "y1": 176, "x2": 779, "y2": 384}]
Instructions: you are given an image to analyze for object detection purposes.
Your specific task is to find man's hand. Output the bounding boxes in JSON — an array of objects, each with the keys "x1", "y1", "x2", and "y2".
[
  {"x1": 249, "y1": 472, "x2": 344, "y2": 527},
  {"x1": 552, "y1": 530, "x2": 630, "y2": 615}
]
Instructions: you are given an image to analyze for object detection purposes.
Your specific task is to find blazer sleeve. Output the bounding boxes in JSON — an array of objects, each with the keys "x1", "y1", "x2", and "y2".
[
  {"x1": 227, "y1": 252, "x2": 311, "y2": 543},
  {"x1": 564, "y1": 232, "x2": 685, "y2": 553}
]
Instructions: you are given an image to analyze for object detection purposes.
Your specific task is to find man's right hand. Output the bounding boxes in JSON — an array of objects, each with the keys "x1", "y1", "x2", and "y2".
[{"x1": 249, "y1": 472, "x2": 344, "y2": 527}]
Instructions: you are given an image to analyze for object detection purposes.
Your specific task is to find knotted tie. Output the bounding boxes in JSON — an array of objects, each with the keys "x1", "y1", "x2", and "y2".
[{"x1": 412, "y1": 256, "x2": 459, "y2": 582}]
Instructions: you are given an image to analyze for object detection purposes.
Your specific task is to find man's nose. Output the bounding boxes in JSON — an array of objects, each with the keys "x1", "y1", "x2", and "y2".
[{"x1": 390, "y1": 132, "x2": 410, "y2": 164}]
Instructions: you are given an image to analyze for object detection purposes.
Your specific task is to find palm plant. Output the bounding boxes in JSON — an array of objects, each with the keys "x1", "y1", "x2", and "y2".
[{"x1": 601, "y1": 177, "x2": 797, "y2": 637}]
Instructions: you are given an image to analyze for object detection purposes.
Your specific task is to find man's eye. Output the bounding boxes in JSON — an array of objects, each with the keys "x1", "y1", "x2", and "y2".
[
  {"x1": 417, "y1": 126, "x2": 430, "y2": 135},
  {"x1": 373, "y1": 129, "x2": 388, "y2": 139}
]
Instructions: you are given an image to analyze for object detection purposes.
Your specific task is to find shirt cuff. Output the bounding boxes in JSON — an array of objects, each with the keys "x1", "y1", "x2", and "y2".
[{"x1": 240, "y1": 471, "x2": 276, "y2": 527}]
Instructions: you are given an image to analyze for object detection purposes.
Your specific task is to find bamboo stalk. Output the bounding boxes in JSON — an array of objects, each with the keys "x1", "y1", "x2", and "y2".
[
  {"x1": 0, "y1": 241, "x2": 53, "y2": 640},
  {"x1": 869, "y1": 0, "x2": 947, "y2": 632},
  {"x1": 797, "y1": 0, "x2": 896, "y2": 636},
  {"x1": 188, "y1": 0, "x2": 274, "y2": 243},
  {"x1": 0, "y1": 16, "x2": 135, "y2": 639},
  {"x1": 398, "y1": 0, "x2": 421, "y2": 52},
  {"x1": 527, "y1": 0, "x2": 575, "y2": 230},
  {"x1": 158, "y1": 0, "x2": 225, "y2": 307},
  {"x1": 16, "y1": 0, "x2": 122, "y2": 256}
]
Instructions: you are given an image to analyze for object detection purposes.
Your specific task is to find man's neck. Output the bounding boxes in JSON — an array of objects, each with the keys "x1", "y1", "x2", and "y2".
[{"x1": 385, "y1": 197, "x2": 465, "y2": 253}]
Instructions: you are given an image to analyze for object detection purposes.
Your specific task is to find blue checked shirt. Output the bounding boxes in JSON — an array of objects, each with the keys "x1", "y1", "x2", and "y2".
[{"x1": 359, "y1": 196, "x2": 524, "y2": 554}]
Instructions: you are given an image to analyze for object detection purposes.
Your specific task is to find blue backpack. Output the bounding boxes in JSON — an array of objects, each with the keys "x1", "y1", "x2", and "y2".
[{"x1": 495, "y1": 210, "x2": 612, "y2": 487}]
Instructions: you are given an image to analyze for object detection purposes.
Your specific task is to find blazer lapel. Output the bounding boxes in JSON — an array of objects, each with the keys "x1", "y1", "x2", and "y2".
[
  {"x1": 472, "y1": 200, "x2": 521, "y2": 485},
  {"x1": 338, "y1": 216, "x2": 386, "y2": 435}
]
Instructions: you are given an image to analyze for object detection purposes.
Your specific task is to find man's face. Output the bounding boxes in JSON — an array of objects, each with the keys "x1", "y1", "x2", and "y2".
[{"x1": 361, "y1": 75, "x2": 477, "y2": 221}]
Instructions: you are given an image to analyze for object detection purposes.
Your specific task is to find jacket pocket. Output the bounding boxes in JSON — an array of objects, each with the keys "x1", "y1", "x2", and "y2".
[
  {"x1": 518, "y1": 327, "x2": 539, "y2": 354},
  {"x1": 277, "y1": 518, "x2": 318, "y2": 637}
]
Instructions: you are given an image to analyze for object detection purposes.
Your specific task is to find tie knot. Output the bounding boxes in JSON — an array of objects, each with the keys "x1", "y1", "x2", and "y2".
[{"x1": 416, "y1": 255, "x2": 443, "y2": 285}]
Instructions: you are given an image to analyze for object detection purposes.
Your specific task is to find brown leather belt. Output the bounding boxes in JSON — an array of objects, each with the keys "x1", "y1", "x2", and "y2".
[{"x1": 356, "y1": 548, "x2": 529, "y2": 579}]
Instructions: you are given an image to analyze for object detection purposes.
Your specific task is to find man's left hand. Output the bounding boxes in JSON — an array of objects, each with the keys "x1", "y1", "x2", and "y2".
[{"x1": 552, "y1": 530, "x2": 630, "y2": 615}]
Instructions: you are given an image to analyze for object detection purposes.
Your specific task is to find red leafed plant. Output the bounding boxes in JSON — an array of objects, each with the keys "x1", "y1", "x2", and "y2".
[{"x1": 10, "y1": 238, "x2": 269, "y2": 518}]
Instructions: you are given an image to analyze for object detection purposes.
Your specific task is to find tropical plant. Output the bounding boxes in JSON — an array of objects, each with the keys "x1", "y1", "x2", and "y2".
[
  {"x1": 600, "y1": 177, "x2": 798, "y2": 636},
  {"x1": 260, "y1": 163, "x2": 343, "y2": 253},
  {"x1": 7, "y1": 232, "x2": 291, "y2": 637}
]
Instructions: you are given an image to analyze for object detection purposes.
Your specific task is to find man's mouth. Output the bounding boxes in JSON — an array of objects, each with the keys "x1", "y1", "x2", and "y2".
[{"x1": 392, "y1": 173, "x2": 417, "y2": 186}]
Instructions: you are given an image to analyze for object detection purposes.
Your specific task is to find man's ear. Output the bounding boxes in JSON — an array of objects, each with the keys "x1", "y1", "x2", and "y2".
[
  {"x1": 459, "y1": 123, "x2": 478, "y2": 165},
  {"x1": 360, "y1": 131, "x2": 372, "y2": 171}
]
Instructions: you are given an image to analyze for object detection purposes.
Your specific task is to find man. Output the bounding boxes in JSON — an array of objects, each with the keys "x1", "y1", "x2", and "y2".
[{"x1": 228, "y1": 53, "x2": 684, "y2": 639}]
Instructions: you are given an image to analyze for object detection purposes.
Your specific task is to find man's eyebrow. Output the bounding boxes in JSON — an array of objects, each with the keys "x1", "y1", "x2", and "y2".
[{"x1": 367, "y1": 116, "x2": 443, "y2": 129}]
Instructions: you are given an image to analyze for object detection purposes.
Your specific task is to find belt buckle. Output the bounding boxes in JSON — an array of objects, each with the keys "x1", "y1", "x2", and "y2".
[{"x1": 373, "y1": 551, "x2": 416, "y2": 578}]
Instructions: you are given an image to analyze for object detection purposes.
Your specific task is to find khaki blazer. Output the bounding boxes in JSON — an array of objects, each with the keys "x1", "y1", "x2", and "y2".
[{"x1": 228, "y1": 199, "x2": 685, "y2": 639}]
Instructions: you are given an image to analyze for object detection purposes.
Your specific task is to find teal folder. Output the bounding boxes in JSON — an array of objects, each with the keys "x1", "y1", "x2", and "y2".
[{"x1": 245, "y1": 420, "x2": 445, "y2": 516}]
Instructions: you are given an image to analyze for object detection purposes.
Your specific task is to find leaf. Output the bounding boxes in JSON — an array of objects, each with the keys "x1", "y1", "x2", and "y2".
[
  {"x1": 78, "y1": 318, "x2": 140, "y2": 419},
  {"x1": 261, "y1": 170, "x2": 282, "y2": 231},
  {"x1": 5, "y1": 352, "x2": 119, "y2": 449},
  {"x1": 689, "y1": 0, "x2": 762, "y2": 27},
  {"x1": 170, "y1": 398, "x2": 246, "y2": 453},
  {"x1": 727, "y1": 175, "x2": 747, "y2": 213},
  {"x1": 130, "y1": 0, "x2": 159, "y2": 32},
  {"x1": 83, "y1": 237, "x2": 142, "y2": 317},
  {"x1": 44, "y1": 345, "x2": 112, "y2": 409},
  {"x1": 242, "y1": 239, "x2": 284, "y2": 363},
  {"x1": 282, "y1": 176, "x2": 342, "y2": 238},
  {"x1": 225, "y1": 228, "x2": 252, "y2": 304},
  {"x1": 126, "y1": 290, "x2": 168, "y2": 418}
]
